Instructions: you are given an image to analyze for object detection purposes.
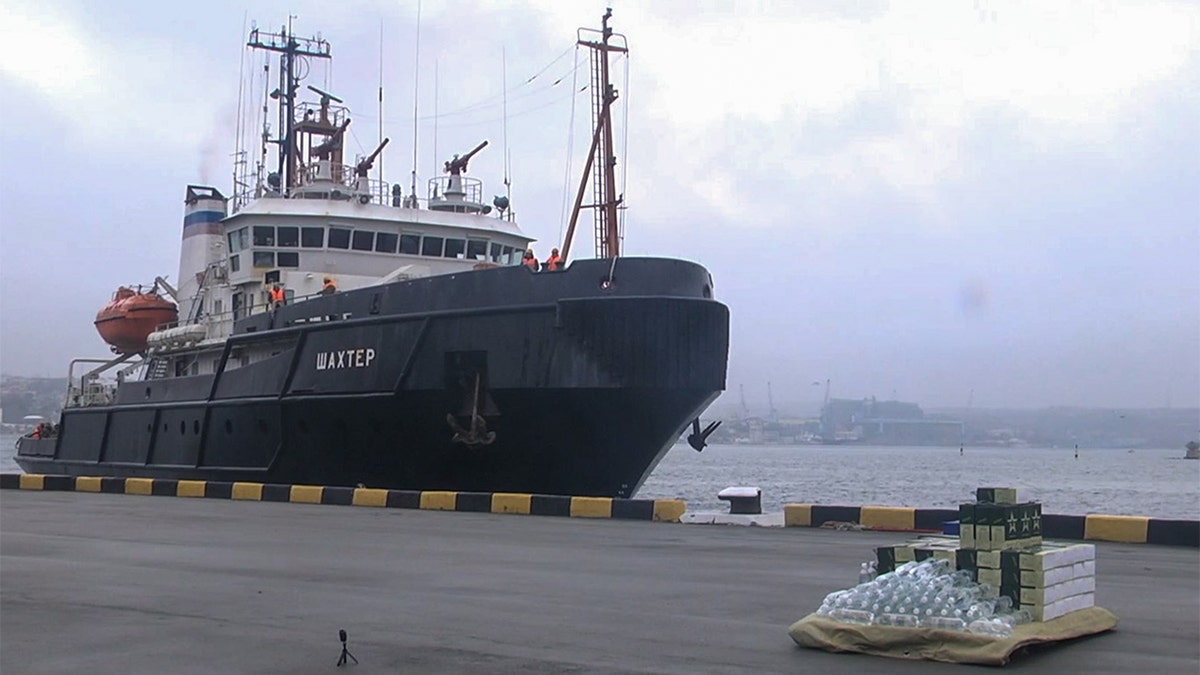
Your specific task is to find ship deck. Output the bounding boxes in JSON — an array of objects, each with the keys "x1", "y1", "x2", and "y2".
[{"x1": 2, "y1": 492, "x2": 1197, "y2": 673}]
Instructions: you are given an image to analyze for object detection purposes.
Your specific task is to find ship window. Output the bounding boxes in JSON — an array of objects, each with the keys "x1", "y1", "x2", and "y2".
[
  {"x1": 301, "y1": 227, "x2": 324, "y2": 248},
  {"x1": 467, "y1": 239, "x2": 487, "y2": 261},
  {"x1": 399, "y1": 233, "x2": 421, "y2": 254},
  {"x1": 502, "y1": 246, "x2": 516, "y2": 265},
  {"x1": 421, "y1": 236, "x2": 444, "y2": 257},
  {"x1": 489, "y1": 242, "x2": 502, "y2": 262},
  {"x1": 253, "y1": 226, "x2": 275, "y2": 246},
  {"x1": 277, "y1": 251, "x2": 299, "y2": 267},
  {"x1": 229, "y1": 254, "x2": 240, "y2": 273},
  {"x1": 352, "y1": 230, "x2": 374, "y2": 251},
  {"x1": 444, "y1": 238, "x2": 465, "y2": 259},
  {"x1": 228, "y1": 230, "x2": 242, "y2": 253},
  {"x1": 277, "y1": 226, "x2": 299, "y2": 247},
  {"x1": 375, "y1": 232, "x2": 398, "y2": 253},
  {"x1": 328, "y1": 227, "x2": 351, "y2": 249},
  {"x1": 253, "y1": 251, "x2": 274, "y2": 267}
]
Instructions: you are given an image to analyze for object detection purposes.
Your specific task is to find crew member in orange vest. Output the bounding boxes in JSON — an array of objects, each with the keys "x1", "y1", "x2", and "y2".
[
  {"x1": 320, "y1": 277, "x2": 338, "y2": 295},
  {"x1": 544, "y1": 247, "x2": 562, "y2": 271},
  {"x1": 522, "y1": 249, "x2": 539, "y2": 271},
  {"x1": 269, "y1": 283, "x2": 286, "y2": 308}
]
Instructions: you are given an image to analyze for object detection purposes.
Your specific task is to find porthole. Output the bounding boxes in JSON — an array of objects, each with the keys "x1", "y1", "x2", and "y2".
[
  {"x1": 224, "y1": 420, "x2": 233, "y2": 434},
  {"x1": 145, "y1": 387, "x2": 152, "y2": 399},
  {"x1": 179, "y1": 421, "x2": 186, "y2": 435},
  {"x1": 163, "y1": 423, "x2": 168, "y2": 432},
  {"x1": 193, "y1": 420, "x2": 200, "y2": 435},
  {"x1": 146, "y1": 423, "x2": 153, "y2": 433}
]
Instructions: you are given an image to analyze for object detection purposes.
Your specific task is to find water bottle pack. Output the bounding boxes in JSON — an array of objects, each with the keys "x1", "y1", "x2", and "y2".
[{"x1": 815, "y1": 558, "x2": 1032, "y2": 638}]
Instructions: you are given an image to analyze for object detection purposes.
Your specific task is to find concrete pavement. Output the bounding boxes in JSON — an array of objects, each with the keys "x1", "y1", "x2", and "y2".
[{"x1": 2, "y1": 491, "x2": 1197, "y2": 673}]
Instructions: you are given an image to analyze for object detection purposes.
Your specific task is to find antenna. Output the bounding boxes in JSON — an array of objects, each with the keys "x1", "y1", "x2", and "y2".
[
  {"x1": 433, "y1": 60, "x2": 439, "y2": 185},
  {"x1": 410, "y1": 0, "x2": 423, "y2": 204},
  {"x1": 502, "y1": 47, "x2": 511, "y2": 205},
  {"x1": 378, "y1": 20, "x2": 384, "y2": 190}
]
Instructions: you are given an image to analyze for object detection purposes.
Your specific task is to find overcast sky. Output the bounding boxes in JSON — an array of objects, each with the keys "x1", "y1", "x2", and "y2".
[{"x1": 1, "y1": 0, "x2": 1197, "y2": 411}]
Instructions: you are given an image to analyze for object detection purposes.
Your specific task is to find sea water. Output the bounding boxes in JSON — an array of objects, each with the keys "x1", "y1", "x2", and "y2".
[{"x1": 2, "y1": 434, "x2": 1196, "y2": 519}]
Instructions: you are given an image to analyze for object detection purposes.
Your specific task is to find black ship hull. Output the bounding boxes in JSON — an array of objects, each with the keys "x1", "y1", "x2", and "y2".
[{"x1": 17, "y1": 258, "x2": 729, "y2": 497}]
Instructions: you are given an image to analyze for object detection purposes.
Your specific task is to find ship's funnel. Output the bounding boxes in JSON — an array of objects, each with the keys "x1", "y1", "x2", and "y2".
[{"x1": 177, "y1": 185, "x2": 227, "y2": 320}]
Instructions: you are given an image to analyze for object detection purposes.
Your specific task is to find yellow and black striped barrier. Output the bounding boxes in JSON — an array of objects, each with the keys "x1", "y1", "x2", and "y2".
[
  {"x1": 0, "y1": 474, "x2": 686, "y2": 523},
  {"x1": 782, "y1": 503, "x2": 1198, "y2": 547}
]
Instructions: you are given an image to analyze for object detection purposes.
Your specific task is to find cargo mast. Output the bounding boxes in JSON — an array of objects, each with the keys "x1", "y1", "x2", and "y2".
[
  {"x1": 247, "y1": 22, "x2": 331, "y2": 194},
  {"x1": 562, "y1": 9, "x2": 628, "y2": 261}
]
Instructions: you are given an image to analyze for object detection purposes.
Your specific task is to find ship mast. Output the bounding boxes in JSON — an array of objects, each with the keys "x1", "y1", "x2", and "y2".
[
  {"x1": 248, "y1": 22, "x2": 331, "y2": 194},
  {"x1": 562, "y1": 8, "x2": 628, "y2": 261}
]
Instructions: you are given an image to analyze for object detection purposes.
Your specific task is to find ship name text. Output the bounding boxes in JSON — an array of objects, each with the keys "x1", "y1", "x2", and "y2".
[{"x1": 316, "y1": 348, "x2": 377, "y2": 371}]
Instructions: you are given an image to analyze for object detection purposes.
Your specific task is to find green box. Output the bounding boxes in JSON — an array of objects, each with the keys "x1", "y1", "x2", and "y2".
[
  {"x1": 976, "y1": 487, "x2": 1019, "y2": 504},
  {"x1": 876, "y1": 546, "x2": 896, "y2": 574}
]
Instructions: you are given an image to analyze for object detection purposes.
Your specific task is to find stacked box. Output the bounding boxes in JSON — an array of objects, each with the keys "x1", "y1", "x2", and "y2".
[
  {"x1": 959, "y1": 502, "x2": 1042, "y2": 551},
  {"x1": 976, "y1": 487, "x2": 1019, "y2": 504},
  {"x1": 999, "y1": 544, "x2": 1097, "y2": 621},
  {"x1": 871, "y1": 487, "x2": 1096, "y2": 625}
]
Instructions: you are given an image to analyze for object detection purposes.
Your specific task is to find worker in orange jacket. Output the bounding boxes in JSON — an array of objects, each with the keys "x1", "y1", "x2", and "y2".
[{"x1": 544, "y1": 248, "x2": 563, "y2": 271}]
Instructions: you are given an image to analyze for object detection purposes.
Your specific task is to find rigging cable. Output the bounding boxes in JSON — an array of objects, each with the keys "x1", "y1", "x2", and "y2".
[
  {"x1": 619, "y1": 53, "x2": 630, "y2": 254},
  {"x1": 233, "y1": 12, "x2": 248, "y2": 202},
  {"x1": 558, "y1": 44, "x2": 581, "y2": 248}
]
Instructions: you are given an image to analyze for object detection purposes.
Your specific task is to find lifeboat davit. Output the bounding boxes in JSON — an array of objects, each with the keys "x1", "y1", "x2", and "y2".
[{"x1": 94, "y1": 287, "x2": 179, "y2": 354}]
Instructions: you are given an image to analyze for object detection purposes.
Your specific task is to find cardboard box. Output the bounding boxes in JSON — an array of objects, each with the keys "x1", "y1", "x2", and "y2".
[{"x1": 976, "y1": 487, "x2": 1019, "y2": 504}]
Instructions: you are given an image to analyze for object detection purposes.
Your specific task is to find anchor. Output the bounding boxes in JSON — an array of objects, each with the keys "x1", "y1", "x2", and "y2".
[
  {"x1": 447, "y1": 372, "x2": 496, "y2": 446},
  {"x1": 687, "y1": 418, "x2": 721, "y2": 452}
]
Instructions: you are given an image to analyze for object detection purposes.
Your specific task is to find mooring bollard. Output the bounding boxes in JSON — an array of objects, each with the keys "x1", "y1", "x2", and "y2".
[{"x1": 718, "y1": 486, "x2": 762, "y2": 515}]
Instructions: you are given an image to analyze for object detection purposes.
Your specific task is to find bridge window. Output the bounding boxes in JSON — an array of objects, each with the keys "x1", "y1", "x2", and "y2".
[
  {"x1": 352, "y1": 230, "x2": 374, "y2": 251},
  {"x1": 253, "y1": 251, "x2": 274, "y2": 267},
  {"x1": 228, "y1": 228, "x2": 247, "y2": 252},
  {"x1": 328, "y1": 227, "x2": 351, "y2": 249},
  {"x1": 277, "y1": 251, "x2": 299, "y2": 267},
  {"x1": 229, "y1": 254, "x2": 240, "y2": 273},
  {"x1": 301, "y1": 227, "x2": 324, "y2": 248},
  {"x1": 467, "y1": 239, "x2": 487, "y2": 261},
  {"x1": 489, "y1": 242, "x2": 502, "y2": 262},
  {"x1": 253, "y1": 226, "x2": 274, "y2": 246},
  {"x1": 375, "y1": 232, "x2": 398, "y2": 253},
  {"x1": 444, "y1": 238, "x2": 465, "y2": 259},
  {"x1": 502, "y1": 245, "x2": 516, "y2": 265},
  {"x1": 421, "y1": 236, "x2": 444, "y2": 257},
  {"x1": 277, "y1": 226, "x2": 299, "y2": 247},
  {"x1": 399, "y1": 233, "x2": 421, "y2": 254}
]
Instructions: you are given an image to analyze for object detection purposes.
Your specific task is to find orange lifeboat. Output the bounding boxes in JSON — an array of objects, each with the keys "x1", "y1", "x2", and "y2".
[{"x1": 94, "y1": 286, "x2": 179, "y2": 354}]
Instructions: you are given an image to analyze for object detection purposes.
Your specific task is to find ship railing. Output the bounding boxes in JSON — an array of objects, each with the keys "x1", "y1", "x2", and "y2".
[
  {"x1": 295, "y1": 165, "x2": 393, "y2": 205},
  {"x1": 293, "y1": 102, "x2": 349, "y2": 128},
  {"x1": 64, "y1": 356, "x2": 140, "y2": 408},
  {"x1": 427, "y1": 176, "x2": 485, "y2": 206}
]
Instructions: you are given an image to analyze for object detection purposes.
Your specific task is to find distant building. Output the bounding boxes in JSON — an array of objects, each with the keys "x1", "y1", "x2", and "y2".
[{"x1": 820, "y1": 397, "x2": 963, "y2": 446}]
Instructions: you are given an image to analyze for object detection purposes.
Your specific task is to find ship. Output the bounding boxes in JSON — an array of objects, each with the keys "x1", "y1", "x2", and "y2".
[{"x1": 14, "y1": 11, "x2": 729, "y2": 498}]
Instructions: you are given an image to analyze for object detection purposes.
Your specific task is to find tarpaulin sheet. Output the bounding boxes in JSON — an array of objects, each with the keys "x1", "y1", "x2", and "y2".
[{"x1": 788, "y1": 607, "x2": 1117, "y2": 666}]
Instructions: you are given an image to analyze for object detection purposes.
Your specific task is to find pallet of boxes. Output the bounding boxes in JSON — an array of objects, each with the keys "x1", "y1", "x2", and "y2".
[{"x1": 788, "y1": 488, "x2": 1118, "y2": 665}]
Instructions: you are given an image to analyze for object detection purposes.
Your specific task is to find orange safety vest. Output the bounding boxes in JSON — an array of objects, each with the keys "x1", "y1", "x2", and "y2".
[
  {"x1": 523, "y1": 256, "x2": 538, "y2": 270},
  {"x1": 269, "y1": 286, "x2": 286, "y2": 305},
  {"x1": 545, "y1": 254, "x2": 562, "y2": 271}
]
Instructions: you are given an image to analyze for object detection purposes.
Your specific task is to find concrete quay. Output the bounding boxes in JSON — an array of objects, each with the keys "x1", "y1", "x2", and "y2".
[{"x1": 2, "y1": 491, "x2": 1197, "y2": 674}]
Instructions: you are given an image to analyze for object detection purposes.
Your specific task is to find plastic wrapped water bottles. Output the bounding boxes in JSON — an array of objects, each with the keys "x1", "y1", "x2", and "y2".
[{"x1": 815, "y1": 559, "x2": 1027, "y2": 638}]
